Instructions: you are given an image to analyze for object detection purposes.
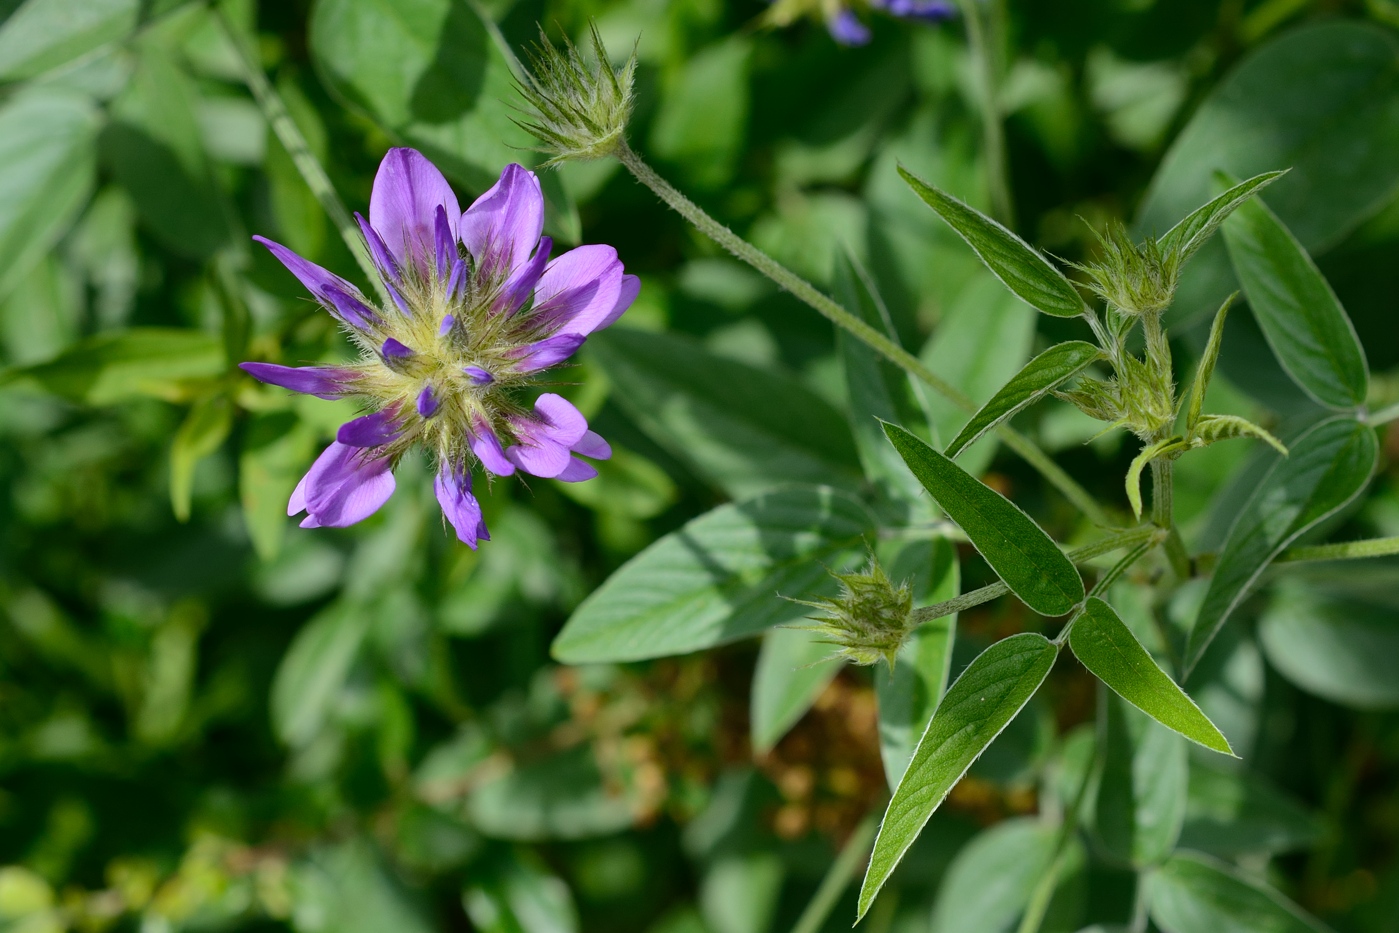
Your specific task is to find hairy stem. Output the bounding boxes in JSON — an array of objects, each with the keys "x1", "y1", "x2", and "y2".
[
  {"x1": 958, "y1": 0, "x2": 1014, "y2": 226},
  {"x1": 616, "y1": 142, "x2": 1110, "y2": 525},
  {"x1": 1150, "y1": 459, "x2": 1192, "y2": 579},
  {"x1": 787, "y1": 811, "x2": 879, "y2": 933},
  {"x1": 215, "y1": 9, "x2": 386, "y2": 304}
]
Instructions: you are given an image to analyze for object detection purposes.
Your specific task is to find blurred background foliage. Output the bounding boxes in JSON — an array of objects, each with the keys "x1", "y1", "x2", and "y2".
[{"x1": 2, "y1": 0, "x2": 1399, "y2": 932}]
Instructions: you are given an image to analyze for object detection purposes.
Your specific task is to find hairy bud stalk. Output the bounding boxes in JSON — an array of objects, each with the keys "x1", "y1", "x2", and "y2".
[{"x1": 789, "y1": 557, "x2": 915, "y2": 669}]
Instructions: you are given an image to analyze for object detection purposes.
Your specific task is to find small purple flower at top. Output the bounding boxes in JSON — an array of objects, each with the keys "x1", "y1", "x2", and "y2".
[
  {"x1": 240, "y1": 148, "x2": 638, "y2": 548},
  {"x1": 824, "y1": 0, "x2": 957, "y2": 46}
]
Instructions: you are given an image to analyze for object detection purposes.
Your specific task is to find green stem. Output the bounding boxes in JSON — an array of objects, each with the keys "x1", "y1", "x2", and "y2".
[
  {"x1": 1150, "y1": 459, "x2": 1191, "y2": 579},
  {"x1": 957, "y1": 0, "x2": 1014, "y2": 226},
  {"x1": 214, "y1": 9, "x2": 387, "y2": 305},
  {"x1": 787, "y1": 811, "x2": 879, "y2": 933},
  {"x1": 616, "y1": 143, "x2": 1109, "y2": 525},
  {"x1": 1015, "y1": 746, "x2": 1093, "y2": 933},
  {"x1": 1089, "y1": 539, "x2": 1155, "y2": 598},
  {"x1": 1192, "y1": 535, "x2": 1399, "y2": 575},
  {"x1": 1366, "y1": 400, "x2": 1399, "y2": 426}
]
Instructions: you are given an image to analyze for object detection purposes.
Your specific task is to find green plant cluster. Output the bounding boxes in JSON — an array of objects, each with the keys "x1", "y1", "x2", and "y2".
[{"x1": 4, "y1": 2, "x2": 1399, "y2": 933}]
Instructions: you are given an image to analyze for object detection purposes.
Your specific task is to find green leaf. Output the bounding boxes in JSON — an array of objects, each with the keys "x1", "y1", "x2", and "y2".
[
  {"x1": 1093, "y1": 694, "x2": 1187, "y2": 868},
  {"x1": 1222, "y1": 189, "x2": 1368, "y2": 409},
  {"x1": 875, "y1": 537, "x2": 959, "y2": 787},
  {"x1": 749, "y1": 627, "x2": 842, "y2": 755},
  {"x1": 240, "y1": 413, "x2": 317, "y2": 561},
  {"x1": 1071, "y1": 598, "x2": 1232, "y2": 754},
  {"x1": 857, "y1": 633, "x2": 1060, "y2": 919},
  {"x1": 1191, "y1": 415, "x2": 1287, "y2": 455},
  {"x1": 1159, "y1": 171, "x2": 1285, "y2": 266},
  {"x1": 590, "y1": 328, "x2": 862, "y2": 499},
  {"x1": 1137, "y1": 21, "x2": 1399, "y2": 325},
  {"x1": 1147, "y1": 852, "x2": 1332, "y2": 933},
  {"x1": 1181, "y1": 759, "x2": 1321, "y2": 857},
  {"x1": 0, "y1": 88, "x2": 99, "y2": 302},
  {"x1": 929, "y1": 817, "x2": 1079, "y2": 933},
  {"x1": 882, "y1": 422, "x2": 1084, "y2": 616},
  {"x1": 834, "y1": 252, "x2": 933, "y2": 513},
  {"x1": 700, "y1": 852, "x2": 785, "y2": 933},
  {"x1": 1, "y1": 328, "x2": 224, "y2": 404},
  {"x1": 1186, "y1": 417, "x2": 1377, "y2": 673},
  {"x1": 1125, "y1": 437, "x2": 1186, "y2": 520},
  {"x1": 309, "y1": 0, "x2": 529, "y2": 190},
  {"x1": 1259, "y1": 580, "x2": 1399, "y2": 710},
  {"x1": 898, "y1": 167, "x2": 1084, "y2": 318},
  {"x1": 552, "y1": 486, "x2": 874, "y2": 663},
  {"x1": 946, "y1": 341, "x2": 1102, "y2": 459},
  {"x1": 468, "y1": 746, "x2": 635, "y2": 841},
  {"x1": 463, "y1": 853, "x2": 579, "y2": 933},
  {"x1": 271, "y1": 601, "x2": 371, "y2": 747},
  {"x1": 296, "y1": 840, "x2": 435, "y2": 933},
  {"x1": 0, "y1": 0, "x2": 139, "y2": 81},
  {"x1": 169, "y1": 394, "x2": 233, "y2": 522},
  {"x1": 649, "y1": 36, "x2": 752, "y2": 190},
  {"x1": 1184, "y1": 292, "x2": 1235, "y2": 432}
]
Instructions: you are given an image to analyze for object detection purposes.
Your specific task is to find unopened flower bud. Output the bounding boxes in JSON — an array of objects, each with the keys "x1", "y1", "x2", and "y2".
[
  {"x1": 790, "y1": 556, "x2": 915, "y2": 669},
  {"x1": 1072, "y1": 220, "x2": 1178, "y2": 318},
  {"x1": 518, "y1": 24, "x2": 636, "y2": 165}
]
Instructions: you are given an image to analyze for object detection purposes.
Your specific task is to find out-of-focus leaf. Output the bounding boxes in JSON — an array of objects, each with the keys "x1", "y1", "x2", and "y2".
[
  {"x1": 467, "y1": 746, "x2": 634, "y2": 841},
  {"x1": 271, "y1": 601, "x2": 371, "y2": 747},
  {"x1": 1185, "y1": 292, "x2": 1234, "y2": 432},
  {"x1": 929, "y1": 817, "x2": 1082, "y2": 933},
  {"x1": 551, "y1": 446, "x2": 678, "y2": 521},
  {"x1": 1159, "y1": 171, "x2": 1285, "y2": 266},
  {"x1": 1181, "y1": 760, "x2": 1321, "y2": 857},
  {"x1": 0, "y1": 255, "x2": 81, "y2": 365},
  {"x1": 0, "y1": 0, "x2": 138, "y2": 80},
  {"x1": 946, "y1": 341, "x2": 1101, "y2": 458},
  {"x1": 1187, "y1": 417, "x2": 1377, "y2": 672},
  {"x1": 649, "y1": 36, "x2": 751, "y2": 190},
  {"x1": 699, "y1": 852, "x2": 783, "y2": 933},
  {"x1": 264, "y1": 73, "x2": 328, "y2": 260},
  {"x1": 169, "y1": 394, "x2": 232, "y2": 521},
  {"x1": 103, "y1": 42, "x2": 229, "y2": 258},
  {"x1": 858, "y1": 633, "x2": 1060, "y2": 919},
  {"x1": 295, "y1": 839, "x2": 434, "y2": 933},
  {"x1": 749, "y1": 626, "x2": 841, "y2": 756},
  {"x1": 1093, "y1": 694, "x2": 1187, "y2": 868},
  {"x1": 463, "y1": 852, "x2": 579, "y2": 933},
  {"x1": 0, "y1": 88, "x2": 99, "y2": 301},
  {"x1": 883, "y1": 423, "x2": 1084, "y2": 616},
  {"x1": 1222, "y1": 193, "x2": 1368, "y2": 409},
  {"x1": 875, "y1": 537, "x2": 958, "y2": 787},
  {"x1": 309, "y1": 0, "x2": 527, "y2": 189},
  {"x1": 1259, "y1": 580, "x2": 1399, "y2": 710},
  {"x1": 1070, "y1": 598, "x2": 1232, "y2": 754},
  {"x1": 552, "y1": 487, "x2": 873, "y2": 663},
  {"x1": 899, "y1": 168, "x2": 1085, "y2": 317},
  {"x1": 240, "y1": 412, "x2": 316, "y2": 561},
  {"x1": 590, "y1": 328, "x2": 862, "y2": 499},
  {"x1": 1, "y1": 328, "x2": 224, "y2": 404},
  {"x1": 1147, "y1": 851, "x2": 1331, "y2": 933},
  {"x1": 1137, "y1": 22, "x2": 1399, "y2": 325}
]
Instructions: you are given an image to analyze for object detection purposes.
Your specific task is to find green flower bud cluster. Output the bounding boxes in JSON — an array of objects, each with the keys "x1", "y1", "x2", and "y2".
[
  {"x1": 518, "y1": 24, "x2": 637, "y2": 165},
  {"x1": 1071, "y1": 220, "x2": 1180, "y2": 319},
  {"x1": 791, "y1": 556, "x2": 915, "y2": 669}
]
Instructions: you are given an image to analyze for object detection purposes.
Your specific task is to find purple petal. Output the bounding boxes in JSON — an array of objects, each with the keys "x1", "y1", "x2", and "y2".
[
  {"x1": 571, "y1": 430, "x2": 612, "y2": 460},
  {"x1": 254, "y1": 236, "x2": 377, "y2": 329},
  {"x1": 434, "y1": 460, "x2": 490, "y2": 548},
  {"x1": 505, "y1": 436, "x2": 572, "y2": 478},
  {"x1": 382, "y1": 338, "x2": 414, "y2": 359},
  {"x1": 504, "y1": 394, "x2": 589, "y2": 478},
  {"x1": 446, "y1": 257, "x2": 466, "y2": 299},
  {"x1": 439, "y1": 314, "x2": 456, "y2": 337},
  {"x1": 355, "y1": 212, "x2": 406, "y2": 287},
  {"x1": 292, "y1": 441, "x2": 396, "y2": 527},
  {"x1": 532, "y1": 393, "x2": 588, "y2": 447},
  {"x1": 471, "y1": 418, "x2": 515, "y2": 476},
  {"x1": 369, "y1": 148, "x2": 461, "y2": 276},
  {"x1": 458, "y1": 164, "x2": 544, "y2": 282},
  {"x1": 288, "y1": 472, "x2": 309, "y2": 516},
  {"x1": 497, "y1": 236, "x2": 552, "y2": 315},
  {"x1": 337, "y1": 410, "x2": 403, "y2": 448},
  {"x1": 828, "y1": 9, "x2": 871, "y2": 45},
  {"x1": 554, "y1": 457, "x2": 598, "y2": 483},
  {"x1": 507, "y1": 333, "x2": 585, "y2": 374},
  {"x1": 417, "y1": 385, "x2": 439, "y2": 418},
  {"x1": 593, "y1": 273, "x2": 640, "y2": 332},
  {"x1": 465, "y1": 366, "x2": 494, "y2": 386},
  {"x1": 434, "y1": 205, "x2": 455, "y2": 282},
  {"x1": 530, "y1": 245, "x2": 624, "y2": 337},
  {"x1": 239, "y1": 362, "x2": 356, "y2": 400}
]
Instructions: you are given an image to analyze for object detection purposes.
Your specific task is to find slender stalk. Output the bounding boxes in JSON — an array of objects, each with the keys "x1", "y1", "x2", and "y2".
[
  {"x1": 1367, "y1": 400, "x2": 1399, "y2": 426},
  {"x1": 1089, "y1": 539, "x2": 1154, "y2": 597},
  {"x1": 616, "y1": 142, "x2": 1111, "y2": 526},
  {"x1": 910, "y1": 580, "x2": 1009, "y2": 625},
  {"x1": 214, "y1": 9, "x2": 387, "y2": 304},
  {"x1": 1129, "y1": 872, "x2": 1151, "y2": 933},
  {"x1": 1192, "y1": 535, "x2": 1399, "y2": 575},
  {"x1": 787, "y1": 811, "x2": 879, "y2": 933},
  {"x1": 1015, "y1": 745, "x2": 1094, "y2": 933},
  {"x1": 957, "y1": 0, "x2": 1014, "y2": 226},
  {"x1": 1150, "y1": 459, "x2": 1192, "y2": 580}
]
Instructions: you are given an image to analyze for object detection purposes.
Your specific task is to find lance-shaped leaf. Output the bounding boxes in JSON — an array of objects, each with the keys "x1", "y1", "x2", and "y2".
[
  {"x1": 750, "y1": 627, "x2": 842, "y2": 755},
  {"x1": 857, "y1": 633, "x2": 1059, "y2": 919},
  {"x1": 1094, "y1": 694, "x2": 1188, "y2": 868},
  {"x1": 1222, "y1": 188, "x2": 1369, "y2": 410},
  {"x1": 945, "y1": 341, "x2": 1102, "y2": 459},
  {"x1": 1192, "y1": 415, "x2": 1287, "y2": 455},
  {"x1": 1184, "y1": 292, "x2": 1235, "y2": 432},
  {"x1": 1186, "y1": 417, "x2": 1377, "y2": 673},
  {"x1": 1159, "y1": 171, "x2": 1285, "y2": 267},
  {"x1": 552, "y1": 486, "x2": 875, "y2": 663},
  {"x1": 1070, "y1": 598, "x2": 1232, "y2": 754},
  {"x1": 1125, "y1": 437, "x2": 1187, "y2": 520},
  {"x1": 898, "y1": 167, "x2": 1084, "y2": 318},
  {"x1": 1148, "y1": 852, "x2": 1332, "y2": 933},
  {"x1": 882, "y1": 422, "x2": 1084, "y2": 616}
]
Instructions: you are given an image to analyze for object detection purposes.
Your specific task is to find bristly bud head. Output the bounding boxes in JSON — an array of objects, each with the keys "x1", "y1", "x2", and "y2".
[
  {"x1": 789, "y1": 555, "x2": 914, "y2": 669},
  {"x1": 1072, "y1": 219, "x2": 1179, "y2": 318},
  {"x1": 518, "y1": 23, "x2": 636, "y2": 165}
]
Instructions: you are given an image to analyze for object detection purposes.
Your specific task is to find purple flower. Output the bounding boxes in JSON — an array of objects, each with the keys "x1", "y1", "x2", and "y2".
[
  {"x1": 241, "y1": 148, "x2": 637, "y2": 547},
  {"x1": 823, "y1": 0, "x2": 958, "y2": 45},
  {"x1": 827, "y1": 9, "x2": 872, "y2": 45}
]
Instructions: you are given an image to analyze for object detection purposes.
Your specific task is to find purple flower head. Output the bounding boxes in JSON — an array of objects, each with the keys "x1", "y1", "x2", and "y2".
[
  {"x1": 827, "y1": 8, "x2": 872, "y2": 45},
  {"x1": 242, "y1": 148, "x2": 636, "y2": 546},
  {"x1": 822, "y1": 0, "x2": 958, "y2": 45}
]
